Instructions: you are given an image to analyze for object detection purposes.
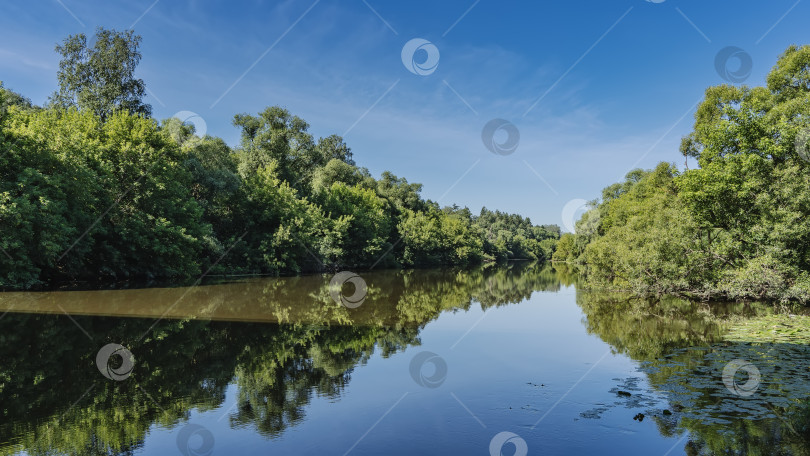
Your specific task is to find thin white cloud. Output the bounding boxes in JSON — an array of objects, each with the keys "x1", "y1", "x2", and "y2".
[{"x1": 0, "y1": 48, "x2": 54, "y2": 71}]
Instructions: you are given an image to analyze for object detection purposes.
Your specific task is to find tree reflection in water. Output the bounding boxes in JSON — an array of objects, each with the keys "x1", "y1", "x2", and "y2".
[
  {"x1": 1, "y1": 264, "x2": 809, "y2": 455},
  {"x1": 0, "y1": 263, "x2": 560, "y2": 455},
  {"x1": 577, "y1": 291, "x2": 810, "y2": 455}
]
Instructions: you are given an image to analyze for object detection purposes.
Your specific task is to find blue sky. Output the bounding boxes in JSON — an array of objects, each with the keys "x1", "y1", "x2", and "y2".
[{"x1": 1, "y1": 0, "x2": 806, "y2": 230}]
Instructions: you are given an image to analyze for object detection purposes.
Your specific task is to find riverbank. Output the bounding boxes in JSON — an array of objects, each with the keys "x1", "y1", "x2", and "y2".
[{"x1": 551, "y1": 46, "x2": 810, "y2": 307}]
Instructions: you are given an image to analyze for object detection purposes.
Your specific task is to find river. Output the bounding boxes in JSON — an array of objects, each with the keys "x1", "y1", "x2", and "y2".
[{"x1": 1, "y1": 263, "x2": 809, "y2": 455}]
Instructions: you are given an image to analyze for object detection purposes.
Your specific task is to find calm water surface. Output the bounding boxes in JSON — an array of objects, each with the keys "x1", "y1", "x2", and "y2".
[{"x1": 1, "y1": 263, "x2": 809, "y2": 455}]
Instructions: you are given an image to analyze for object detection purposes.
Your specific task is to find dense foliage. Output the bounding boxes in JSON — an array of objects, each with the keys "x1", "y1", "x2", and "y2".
[
  {"x1": 554, "y1": 45, "x2": 810, "y2": 304},
  {"x1": 0, "y1": 29, "x2": 558, "y2": 290}
]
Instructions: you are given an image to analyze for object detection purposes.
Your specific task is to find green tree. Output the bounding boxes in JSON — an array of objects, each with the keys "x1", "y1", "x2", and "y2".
[
  {"x1": 1, "y1": 107, "x2": 210, "y2": 287},
  {"x1": 233, "y1": 107, "x2": 318, "y2": 188},
  {"x1": 474, "y1": 208, "x2": 558, "y2": 262},
  {"x1": 315, "y1": 182, "x2": 391, "y2": 266},
  {"x1": 0, "y1": 82, "x2": 33, "y2": 113},
  {"x1": 398, "y1": 206, "x2": 485, "y2": 266},
  {"x1": 583, "y1": 163, "x2": 705, "y2": 295},
  {"x1": 2, "y1": 29, "x2": 566, "y2": 288},
  {"x1": 564, "y1": 45, "x2": 810, "y2": 302},
  {"x1": 51, "y1": 28, "x2": 151, "y2": 120},
  {"x1": 241, "y1": 162, "x2": 326, "y2": 274}
]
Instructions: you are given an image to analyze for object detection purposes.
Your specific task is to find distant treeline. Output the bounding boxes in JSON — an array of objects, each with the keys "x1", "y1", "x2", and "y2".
[
  {"x1": 0, "y1": 28, "x2": 559, "y2": 289},
  {"x1": 554, "y1": 45, "x2": 810, "y2": 304}
]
